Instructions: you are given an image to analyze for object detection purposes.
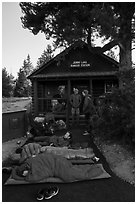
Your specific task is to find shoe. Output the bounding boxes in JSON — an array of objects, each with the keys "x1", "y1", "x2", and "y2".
[
  {"x1": 83, "y1": 131, "x2": 90, "y2": 136},
  {"x1": 64, "y1": 132, "x2": 70, "y2": 139},
  {"x1": 37, "y1": 189, "x2": 46, "y2": 201},
  {"x1": 93, "y1": 156, "x2": 100, "y2": 162},
  {"x1": 17, "y1": 140, "x2": 21, "y2": 145},
  {"x1": 45, "y1": 186, "x2": 59, "y2": 200}
]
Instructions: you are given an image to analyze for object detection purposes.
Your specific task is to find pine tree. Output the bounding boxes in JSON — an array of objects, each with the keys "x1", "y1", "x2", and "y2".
[
  {"x1": 2, "y1": 68, "x2": 15, "y2": 97},
  {"x1": 14, "y1": 55, "x2": 34, "y2": 97},
  {"x1": 23, "y1": 54, "x2": 34, "y2": 76},
  {"x1": 36, "y1": 44, "x2": 53, "y2": 68},
  {"x1": 14, "y1": 68, "x2": 26, "y2": 97}
]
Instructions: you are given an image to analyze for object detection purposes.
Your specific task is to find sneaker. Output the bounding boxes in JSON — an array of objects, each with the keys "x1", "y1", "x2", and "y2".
[
  {"x1": 37, "y1": 186, "x2": 59, "y2": 201},
  {"x1": 45, "y1": 186, "x2": 59, "y2": 199},
  {"x1": 17, "y1": 140, "x2": 21, "y2": 145},
  {"x1": 93, "y1": 156, "x2": 100, "y2": 162},
  {"x1": 83, "y1": 131, "x2": 90, "y2": 136},
  {"x1": 37, "y1": 189, "x2": 46, "y2": 201},
  {"x1": 64, "y1": 132, "x2": 70, "y2": 139}
]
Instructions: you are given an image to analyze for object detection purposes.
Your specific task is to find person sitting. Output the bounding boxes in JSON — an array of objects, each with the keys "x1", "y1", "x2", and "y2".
[
  {"x1": 53, "y1": 86, "x2": 66, "y2": 112},
  {"x1": 51, "y1": 99, "x2": 63, "y2": 113}
]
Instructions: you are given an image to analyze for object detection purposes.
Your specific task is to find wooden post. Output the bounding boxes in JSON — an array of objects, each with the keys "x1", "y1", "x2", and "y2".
[
  {"x1": 89, "y1": 78, "x2": 93, "y2": 96},
  {"x1": 66, "y1": 79, "x2": 71, "y2": 128},
  {"x1": 33, "y1": 79, "x2": 38, "y2": 116}
]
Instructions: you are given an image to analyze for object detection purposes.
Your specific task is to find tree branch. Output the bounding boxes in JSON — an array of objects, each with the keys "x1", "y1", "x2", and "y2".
[
  {"x1": 92, "y1": 39, "x2": 125, "y2": 54},
  {"x1": 101, "y1": 40, "x2": 119, "y2": 52}
]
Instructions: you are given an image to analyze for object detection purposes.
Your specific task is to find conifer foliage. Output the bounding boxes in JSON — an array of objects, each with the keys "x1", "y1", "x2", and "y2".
[
  {"x1": 19, "y1": 2, "x2": 135, "y2": 68},
  {"x1": 92, "y1": 67, "x2": 135, "y2": 147},
  {"x1": 36, "y1": 44, "x2": 53, "y2": 68},
  {"x1": 2, "y1": 68, "x2": 15, "y2": 97},
  {"x1": 14, "y1": 55, "x2": 34, "y2": 97}
]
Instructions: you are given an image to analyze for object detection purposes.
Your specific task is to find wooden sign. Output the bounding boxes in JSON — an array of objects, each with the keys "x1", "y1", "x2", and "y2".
[{"x1": 70, "y1": 61, "x2": 91, "y2": 67}]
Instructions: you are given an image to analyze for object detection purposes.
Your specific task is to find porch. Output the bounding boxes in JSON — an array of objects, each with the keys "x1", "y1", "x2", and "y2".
[{"x1": 31, "y1": 77, "x2": 118, "y2": 127}]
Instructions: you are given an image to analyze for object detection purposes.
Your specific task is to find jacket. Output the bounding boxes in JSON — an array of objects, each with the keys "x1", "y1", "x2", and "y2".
[{"x1": 83, "y1": 95, "x2": 96, "y2": 114}]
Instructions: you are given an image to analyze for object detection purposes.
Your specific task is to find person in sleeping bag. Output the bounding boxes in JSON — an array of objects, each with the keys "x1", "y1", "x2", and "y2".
[
  {"x1": 12, "y1": 150, "x2": 103, "y2": 183},
  {"x1": 19, "y1": 143, "x2": 42, "y2": 163}
]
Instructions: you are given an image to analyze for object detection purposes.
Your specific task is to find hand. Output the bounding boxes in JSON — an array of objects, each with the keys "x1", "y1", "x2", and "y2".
[{"x1": 20, "y1": 143, "x2": 42, "y2": 163}]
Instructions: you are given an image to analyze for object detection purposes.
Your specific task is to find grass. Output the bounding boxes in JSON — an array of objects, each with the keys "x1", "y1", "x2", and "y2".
[
  {"x1": 94, "y1": 136, "x2": 135, "y2": 185},
  {"x1": 2, "y1": 97, "x2": 31, "y2": 113}
]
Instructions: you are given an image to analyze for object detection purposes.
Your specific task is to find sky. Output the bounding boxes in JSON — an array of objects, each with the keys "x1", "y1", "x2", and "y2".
[
  {"x1": 2, "y1": 2, "x2": 114, "y2": 79},
  {"x1": 2, "y1": 2, "x2": 55, "y2": 78}
]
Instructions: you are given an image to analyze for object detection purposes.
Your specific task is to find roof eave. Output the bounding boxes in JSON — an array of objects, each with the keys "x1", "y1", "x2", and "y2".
[{"x1": 30, "y1": 71, "x2": 118, "y2": 79}]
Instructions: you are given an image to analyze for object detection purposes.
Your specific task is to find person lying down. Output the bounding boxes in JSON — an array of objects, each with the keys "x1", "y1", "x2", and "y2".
[
  {"x1": 12, "y1": 143, "x2": 103, "y2": 183},
  {"x1": 14, "y1": 142, "x2": 95, "y2": 163}
]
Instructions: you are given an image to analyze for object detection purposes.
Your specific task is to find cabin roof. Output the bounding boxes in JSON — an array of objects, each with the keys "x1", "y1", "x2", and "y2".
[{"x1": 28, "y1": 40, "x2": 119, "y2": 79}]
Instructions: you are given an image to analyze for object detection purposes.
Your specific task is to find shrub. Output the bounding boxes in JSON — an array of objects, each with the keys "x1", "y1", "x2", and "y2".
[{"x1": 92, "y1": 69, "x2": 135, "y2": 147}]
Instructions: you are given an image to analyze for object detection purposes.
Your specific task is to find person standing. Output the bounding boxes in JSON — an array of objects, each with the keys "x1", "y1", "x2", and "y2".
[
  {"x1": 70, "y1": 88, "x2": 81, "y2": 125},
  {"x1": 82, "y1": 90, "x2": 96, "y2": 135}
]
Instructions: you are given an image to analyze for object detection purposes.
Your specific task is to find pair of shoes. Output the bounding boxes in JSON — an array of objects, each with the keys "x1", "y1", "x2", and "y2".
[
  {"x1": 37, "y1": 186, "x2": 59, "y2": 201},
  {"x1": 83, "y1": 131, "x2": 90, "y2": 136}
]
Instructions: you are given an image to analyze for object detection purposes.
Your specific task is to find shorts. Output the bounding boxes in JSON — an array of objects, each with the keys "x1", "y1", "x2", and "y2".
[{"x1": 71, "y1": 108, "x2": 80, "y2": 115}]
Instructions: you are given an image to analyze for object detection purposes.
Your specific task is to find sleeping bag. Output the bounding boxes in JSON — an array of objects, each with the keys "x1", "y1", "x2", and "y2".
[{"x1": 12, "y1": 151, "x2": 103, "y2": 182}]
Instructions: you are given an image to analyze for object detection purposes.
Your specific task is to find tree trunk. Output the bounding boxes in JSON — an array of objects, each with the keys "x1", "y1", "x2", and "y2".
[
  {"x1": 119, "y1": 9, "x2": 133, "y2": 70},
  {"x1": 119, "y1": 42, "x2": 132, "y2": 68},
  {"x1": 118, "y1": 15, "x2": 133, "y2": 88}
]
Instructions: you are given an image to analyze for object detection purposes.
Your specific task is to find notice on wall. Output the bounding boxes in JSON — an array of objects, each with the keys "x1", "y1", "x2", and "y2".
[{"x1": 70, "y1": 61, "x2": 91, "y2": 67}]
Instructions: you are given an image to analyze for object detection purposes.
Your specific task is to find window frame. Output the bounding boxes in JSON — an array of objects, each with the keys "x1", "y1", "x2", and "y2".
[{"x1": 104, "y1": 81, "x2": 114, "y2": 93}]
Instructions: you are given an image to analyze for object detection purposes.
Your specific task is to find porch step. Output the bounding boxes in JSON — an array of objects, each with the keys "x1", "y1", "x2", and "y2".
[{"x1": 69, "y1": 115, "x2": 86, "y2": 127}]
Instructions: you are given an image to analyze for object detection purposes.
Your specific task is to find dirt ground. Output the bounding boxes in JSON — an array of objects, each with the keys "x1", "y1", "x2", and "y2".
[{"x1": 94, "y1": 136, "x2": 135, "y2": 185}]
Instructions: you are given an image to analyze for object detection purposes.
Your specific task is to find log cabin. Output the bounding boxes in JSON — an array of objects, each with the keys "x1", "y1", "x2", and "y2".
[{"x1": 28, "y1": 40, "x2": 119, "y2": 127}]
